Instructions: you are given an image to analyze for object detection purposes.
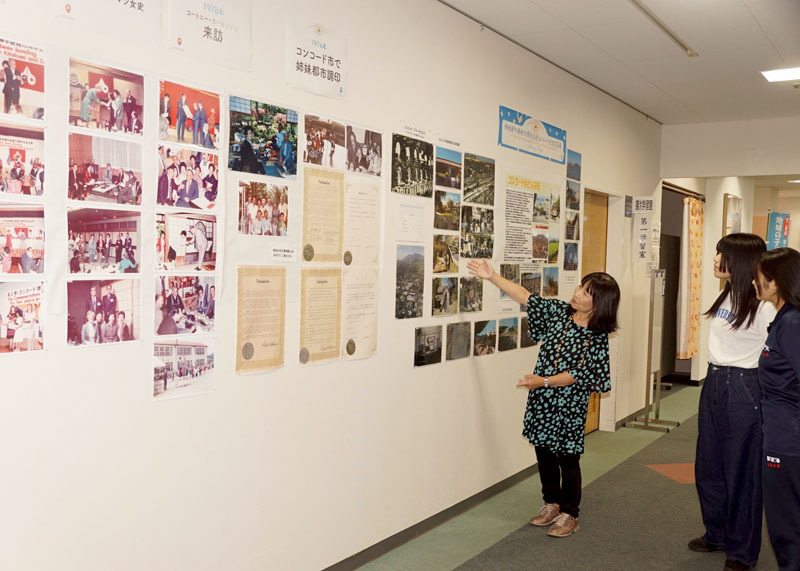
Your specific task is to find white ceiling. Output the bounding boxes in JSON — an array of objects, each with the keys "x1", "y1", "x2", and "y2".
[{"x1": 442, "y1": 0, "x2": 800, "y2": 125}]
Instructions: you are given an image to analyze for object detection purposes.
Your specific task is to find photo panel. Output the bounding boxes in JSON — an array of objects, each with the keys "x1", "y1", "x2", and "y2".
[
  {"x1": 498, "y1": 317, "x2": 518, "y2": 351},
  {"x1": 533, "y1": 192, "x2": 551, "y2": 224},
  {"x1": 434, "y1": 189, "x2": 460, "y2": 231},
  {"x1": 521, "y1": 270, "x2": 542, "y2": 298},
  {"x1": 473, "y1": 320, "x2": 496, "y2": 356},
  {"x1": 566, "y1": 180, "x2": 580, "y2": 210},
  {"x1": 520, "y1": 315, "x2": 536, "y2": 348},
  {"x1": 446, "y1": 321, "x2": 471, "y2": 360},
  {"x1": 303, "y1": 114, "x2": 346, "y2": 170},
  {"x1": 0, "y1": 204, "x2": 43, "y2": 275},
  {"x1": 69, "y1": 59, "x2": 144, "y2": 135},
  {"x1": 463, "y1": 153, "x2": 495, "y2": 206},
  {"x1": 228, "y1": 95, "x2": 297, "y2": 178},
  {"x1": 153, "y1": 335, "x2": 215, "y2": 400},
  {"x1": 67, "y1": 207, "x2": 141, "y2": 275},
  {"x1": 0, "y1": 37, "x2": 45, "y2": 120},
  {"x1": 237, "y1": 178, "x2": 289, "y2": 236},
  {"x1": 499, "y1": 263, "x2": 520, "y2": 298},
  {"x1": 157, "y1": 145, "x2": 219, "y2": 209},
  {"x1": 542, "y1": 266, "x2": 559, "y2": 297},
  {"x1": 154, "y1": 275, "x2": 215, "y2": 336},
  {"x1": 566, "y1": 210, "x2": 580, "y2": 241},
  {"x1": 564, "y1": 242, "x2": 579, "y2": 271},
  {"x1": 391, "y1": 133, "x2": 433, "y2": 197},
  {"x1": 345, "y1": 125, "x2": 382, "y2": 176},
  {"x1": 432, "y1": 277, "x2": 457, "y2": 317},
  {"x1": 0, "y1": 123, "x2": 44, "y2": 197},
  {"x1": 459, "y1": 276, "x2": 483, "y2": 313},
  {"x1": 435, "y1": 146, "x2": 462, "y2": 190},
  {"x1": 548, "y1": 224, "x2": 560, "y2": 264},
  {"x1": 68, "y1": 133, "x2": 142, "y2": 205},
  {"x1": 414, "y1": 325, "x2": 442, "y2": 366},
  {"x1": 460, "y1": 205, "x2": 494, "y2": 259},
  {"x1": 158, "y1": 80, "x2": 220, "y2": 150},
  {"x1": 432, "y1": 234, "x2": 458, "y2": 274},
  {"x1": 550, "y1": 193, "x2": 561, "y2": 221},
  {"x1": 67, "y1": 277, "x2": 140, "y2": 346},
  {"x1": 532, "y1": 224, "x2": 549, "y2": 261},
  {"x1": 0, "y1": 280, "x2": 43, "y2": 353},
  {"x1": 156, "y1": 211, "x2": 217, "y2": 272},
  {"x1": 567, "y1": 149, "x2": 582, "y2": 182},
  {"x1": 395, "y1": 244, "x2": 424, "y2": 319}
]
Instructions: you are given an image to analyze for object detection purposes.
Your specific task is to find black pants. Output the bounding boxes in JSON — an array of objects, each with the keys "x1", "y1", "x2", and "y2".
[
  {"x1": 695, "y1": 364, "x2": 762, "y2": 566},
  {"x1": 764, "y1": 453, "x2": 800, "y2": 570},
  {"x1": 535, "y1": 446, "x2": 581, "y2": 518}
]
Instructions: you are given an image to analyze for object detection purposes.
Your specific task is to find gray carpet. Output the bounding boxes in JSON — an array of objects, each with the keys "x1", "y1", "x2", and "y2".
[{"x1": 456, "y1": 415, "x2": 779, "y2": 571}]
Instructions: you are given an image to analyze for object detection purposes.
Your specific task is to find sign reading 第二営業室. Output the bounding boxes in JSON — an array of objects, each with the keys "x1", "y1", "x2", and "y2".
[
  {"x1": 498, "y1": 105, "x2": 566, "y2": 164},
  {"x1": 766, "y1": 211, "x2": 790, "y2": 250},
  {"x1": 167, "y1": 0, "x2": 253, "y2": 71},
  {"x1": 286, "y1": 20, "x2": 347, "y2": 99}
]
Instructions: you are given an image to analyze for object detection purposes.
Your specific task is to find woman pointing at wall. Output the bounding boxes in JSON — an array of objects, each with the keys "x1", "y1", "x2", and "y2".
[{"x1": 467, "y1": 259, "x2": 620, "y2": 538}]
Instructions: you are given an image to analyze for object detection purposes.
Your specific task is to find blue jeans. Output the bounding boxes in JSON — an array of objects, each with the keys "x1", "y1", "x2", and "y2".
[{"x1": 695, "y1": 364, "x2": 762, "y2": 566}]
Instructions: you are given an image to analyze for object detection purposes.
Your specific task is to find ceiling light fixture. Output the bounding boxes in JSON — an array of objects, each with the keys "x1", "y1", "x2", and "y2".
[
  {"x1": 787, "y1": 179, "x2": 800, "y2": 183},
  {"x1": 628, "y1": 0, "x2": 698, "y2": 58},
  {"x1": 761, "y1": 68, "x2": 800, "y2": 82}
]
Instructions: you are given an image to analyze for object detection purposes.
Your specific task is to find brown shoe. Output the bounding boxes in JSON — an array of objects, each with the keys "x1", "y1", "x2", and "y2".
[
  {"x1": 547, "y1": 513, "x2": 580, "y2": 537},
  {"x1": 529, "y1": 503, "x2": 560, "y2": 526}
]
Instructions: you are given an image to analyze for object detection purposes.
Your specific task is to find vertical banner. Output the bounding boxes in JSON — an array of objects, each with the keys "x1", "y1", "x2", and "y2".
[
  {"x1": 286, "y1": 20, "x2": 347, "y2": 99},
  {"x1": 766, "y1": 211, "x2": 790, "y2": 250},
  {"x1": 633, "y1": 196, "x2": 654, "y2": 263}
]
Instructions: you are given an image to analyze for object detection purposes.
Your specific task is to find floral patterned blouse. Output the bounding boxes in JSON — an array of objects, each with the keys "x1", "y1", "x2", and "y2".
[{"x1": 523, "y1": 295, "x2": 611, "y2": 454}]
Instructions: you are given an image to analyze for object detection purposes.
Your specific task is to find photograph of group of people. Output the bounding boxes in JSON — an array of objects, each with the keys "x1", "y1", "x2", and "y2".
[
  {"x1": 157, "y1": 145, "x2": 219, "y2": 209},
  {"x1": 154, "y1": 275, "x2": 215, "y2": 336},
  {"x1": 66, "y1": 278, "x2": 138, "y2": 346},
  {"x1": 68, "y1": 134, "x2": 142, "y2": 205},
  {"x1": 434, "y1": 190, "x2": 460, "y2": 231},
  {"x1": 395, "y1": 244, "x2": 424, "y2": 319},
  {"x1": 67, "y1": 208, "x2": 140, "y2": 274},
  {"x1": 0, "y1": 125, "x2": 44, "y2": 196},
  {"x1": 460, "y1": 205, "x2": 494, "y2": 259},
  {"x1": 435, "y1": 147, "x2": 462, "y2": 189},
  {"x1": 237, "y1": 179, "x2": 288, "y2": 236},
  {"x1": 153, "y1": 336, "x2": 215, "y2": 399},
  {"x1": 69, "y1": 60, "x2": 143, "y2": 134},
  {"x1": 413, "y1": 325, "x2": 442, "y2": 366},
  {"x1": 0, "y1": 281, "x2": 43, "y2": 353},
  {"x1": 0, "y1": 205, "x2": 44, "y2": 274},
  {"x1": 346, "y1": 126, "x2": 382, "y2": 176},
  {"x1": 158, "y1": 80, "x2": 219, "y2": 150},
  {"x1": 228, "y1": 96, "x2": 297, "y2": 178},
  {"x1": 156, "y1": 212, "x2": 216, "y2": 272},
  {"x1": 391, "y1": 133, "x2": 433, "y2": 197},
  {"x1": 463, "y1": 153, "x2": 495, "y2": 206},
  {"x1": 303, "y1": 115, "x2": 346, "y2": 170},
  {"x1": 0, "y1": 38, "x2": 45, "y2": 119}
]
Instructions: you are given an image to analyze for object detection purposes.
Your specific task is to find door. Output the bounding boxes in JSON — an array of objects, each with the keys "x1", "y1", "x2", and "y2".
[{"x1": 582, "y1": 189, "x2": 608, "y2": 434}]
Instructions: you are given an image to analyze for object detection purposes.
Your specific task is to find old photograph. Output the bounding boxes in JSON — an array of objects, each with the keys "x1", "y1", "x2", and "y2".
[
  {"x1": 542, "y1": 266, "x2": 559, "y2": 297},
  {"x1": 155, "y1": 275, "x2": 215, "y2": 336},
  {"x1": 154, "y1": 335, "x2": 215, "y2": 399},
  {"x1": 68, "y1": 133, "x2": 142, "y2": 205},
  {"x1": 460, "y1": 205, "x2": 494, "y2": 259},
  {"x1": 435, "y1": 146, "x2": 462, "y2": 189},
  {"x1": 238, "y1": 179, "x2": 288, "y2": 236},
  {"x1": 473, "y1": 320, "x2": 496, "y2": 356},
  {"x1": 0, "y1": 124, "x2": 44, "y2": 196},
  {"x1": 434, "y1": 190, "x2": 460, "y2": 231},
  {"x1": 304, "y1": 115, "x2": 345, "y2": 170},
  {"x1": 463, "y1": 152, "x2": 495, "y2": 205},
  {"x1": 66, "y1": 278, "x2": 139, "y2": 346},
  {"x1": 67, "y1": 207, "x2": 140, "y2": 274},
  {"x1": 158, "y1": 80, "x2": 220, "y2": 149},
  {"x1": 395, "y1": 244, "x2": 424, "y2": 319},
  {"x1": 446, "y1": 322, "x2": 471, "y2": 360},
  {"x1": 414, "y1": 325, "x2": 442, "y2": 366},
  {"x1": 432, "y1": 277, "x2": 457, "y2": 317},
  {"x1": 391, "y1": 133, "x2": 433, "y2": 197},
  {"x1": 0, "y1": 37, "x2": 45, "y2": 120},
  {"x1": 0, "y1": 204, "x2": 44, "y2": 274},
  {"x1": 157, "y1": 145, "x2": 219, "y2": 209},
  {"x1": 564, "y1": 242, "x2": 579, "y2": 271},
  {"x1": 345, "y1": 125, "x2": 382, "y2": 176},
  {"x1": 433, "y1": 234, "x2": 459, "y2": 274},
  {"x1": 0, "y1": 281, "x2": 43, "y2": 353},
  {"x1": 228, "y1": 96, "x2": 297, "y2": 177},
  {"x1": 566, "y1": 180, "x2": 580, "y2": 210},
  {"x1": 459, "y1": 276, "x2": 483, "y2": 313},
  {"x1": 156, "y1": 212, "x2": 217, "y2": 272},
  {"x1": 498, "y1": 317, "x2": 518, "y2": 351},
  {"x1": 69, "y1": 59, "x2": 143, "y2": 135}
]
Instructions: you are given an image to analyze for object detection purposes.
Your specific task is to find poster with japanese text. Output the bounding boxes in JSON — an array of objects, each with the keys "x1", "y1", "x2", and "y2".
[{"x1": 286, "y1": 20, "x2": 347, "y2": 99}]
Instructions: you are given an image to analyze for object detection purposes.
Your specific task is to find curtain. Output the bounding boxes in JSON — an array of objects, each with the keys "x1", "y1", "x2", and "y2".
[{"x1": 676, "y1": 197, "x2": 704, "y2": 359}]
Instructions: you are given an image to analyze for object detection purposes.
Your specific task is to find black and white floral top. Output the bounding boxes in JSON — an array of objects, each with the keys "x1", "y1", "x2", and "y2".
[{"x1": 523, "y1": 295, "x2": 611, "y2": 454}]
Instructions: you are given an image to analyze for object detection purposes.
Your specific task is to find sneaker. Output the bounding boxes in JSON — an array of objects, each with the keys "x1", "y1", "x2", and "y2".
[
  {"x1": 547, "y1": 513, "x2": 580, "y2": 538},
  {"x1": 723, "y1": 560, "x2": 752, "y2": 571},
  {"x1": 529, "y1": 503, "x2": 560, "y2": 526},
  {"x1": 688, "y1": 537, "x2": 724, "y2": 552}
]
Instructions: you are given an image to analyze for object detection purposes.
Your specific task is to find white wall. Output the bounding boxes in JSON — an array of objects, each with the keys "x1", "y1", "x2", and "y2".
[{"x1": 0, "y1": 2, "x2": 662, "y2": 570}]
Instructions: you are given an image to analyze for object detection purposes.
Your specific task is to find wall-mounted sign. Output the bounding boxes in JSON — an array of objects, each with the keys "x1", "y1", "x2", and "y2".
[{"x1": 498, "y1": 105, "x2": 566, "y2": 164}]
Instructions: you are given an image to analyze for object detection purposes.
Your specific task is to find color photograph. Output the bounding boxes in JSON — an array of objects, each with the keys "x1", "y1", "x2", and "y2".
[
  {"x1": 433, "y1": 234, "x2": 459, "y2": 274},
  {"x1": 156, "y1": 145, "x2": 219, "y2": 209},
  {"x1": 345, "y1": 125, "x2": 382, "y2": 176},
  {"x1": 0, "y1": 37, "x2": 45, "y2": 120},
  {"x1": 154, "y1": 275, "x2": 215, "y2": 336},
  {"x1": 446, "y1": 322, "x2": 471, "y2": 360},
  {"x1": 463, "y1": 153, "x2": 495, "y2": 205},
  {"x1": 473, "y1": 320, "x2": 496, "y2": 356},
  {"x1": 566, "y1": 209, "x2": 580, "y2": 240},
  {"x1": 228, "y1": 96, "x2": 297, "y2": 177},
  {"x1": 68, "y1": 133, "x2": 142, "y2": 205},
  {"x1": 69, "y1": 59, "x2": 143, "y2": 134},
  {"x1": 0, "y1": 123, "x2": 44, "y2": 197},
  {"x1": 156, "y1": 212, "x2": 217, "y2": 272},
  {"x1": 550, "y1": 193, "x2": 561, "y2": 220},
  {"x1": 154, "y1": 335, "x2": 215, "y2": 399},
  {"x1": 304, "y1": 115, "x2": 346, "y2": 170},
  {"x1": 0, "y1": 204, "x2": 44, "y2": 274},
  {"x1": 435, "y1": 146, "x2": 462, "y2": 189},
  {"x1": 533, "y1": 192, "x2": 551, "y2": 223},
  {"x1": 564, "y1": 242, "x2": 579, "y2": 271},
  {"x1": 498, "y1": 317, "x2": 518, "y2": 351},
  {"x1": 548, "y1": 224, "x2": 560, "y2": 264},
  {"x1": 520, "y1": 315, "x2": 536, "y2": 348},
  {"x1": 0, "y1": 280, "x2": 43, "y2": 353},
  {"x1": 395, "y1": 244, "x2": 424, "y2": 319},
  {"x1": 434, "y1": 190, "x2": 460, "y2": 231},
  {"x1": 238, "y1": 179, "x2": 289, "y2": 236},
  {"x1": 158, "y1": 80, "x2": 220, "y2": 149},
  {"x1": 460, "y1": 205, "x2": 494, "y2": 259},
  {"x1": 391, "y1": 133, "x2": 433, "y2": 197},
  {"x1": 566, "y1": 180, "x2": 580, "y2": 210},
  {"x1": 520, "y1": 270, "x2": 542, "y2": 309},
  {"x1": 567, "y1": 149, "x2": 582, "y2": 182},
  {"x1": 66, "y1": 278, "x2": 139, "y2": 346},
  {"x1": 67, "y1": 207, "x2": 141, "y2": 274},
  {"x1": 432, "y1": 277, "x2": 457, "y2": 317},
  {"x1": 414, "y1": 325, "x2": 442, "y2": 366},
  {"x1": 542, "y1": 266, "x2": 559, "y2": 297},
  {"x1": 533, "y1": 224, "x2": 549, "y2": 261},
  {"x1": 459, "y1": 276, "x2": 483, "y2": 313},
  {"x1": 499, "y1": 263, "x2": 520, "y2": 298}
]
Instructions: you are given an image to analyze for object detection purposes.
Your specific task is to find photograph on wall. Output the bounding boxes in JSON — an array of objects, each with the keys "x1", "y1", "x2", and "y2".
[
  {"x1": 521, "y1": 269, "x2": 542, "y2": 299},
  {"x1": 154, "y1": 335, "x2": 215, "y2": 400},
  {"x1": 446, "y1": 321, "x2": 471, "y2": 360},
  {"x1": 158, "y1": 80, "x2": 220, "y2": 149},
  {"x1": 432, "y1": 277, "x2": 457, "y2": 317},
  {"x1": 228, "y1": 95, "x2": 297, "y2": 178},
  {"x1": 498, "y1": 317, "x2": 518, "y2": 351},
  {"x1": 548, "y1": 224, "x2": 561, "y2": 264},
  {"x1": 433, "y1": 234, "x2": 459, "y2": 274},
  {"x1": 460, "y1": 205, "x2": 494, "y2": 259},
  {"x1": 473, "y1": 320, "x2": 496, "y2": 356},
  {"x1": 550, "y1": 193, "x2": 561, "y2": 221},
  {"x1": 499, "y1": 263, "x2": 520, "y2": 298},
  {"x1": 303, "y1": 115, "x2": 345, "y2": 170},
  {"x1": 156, "y1": 212, "x2": 217, "y2": 272},
  {"x1": 533, "y1": 224, "x2": 549, "y2": 261},
  {"x1": 463, "y1": 153, "x2": 495, "y2": 205},
  {"x1": 67, "y1": 278, "x2": 140, "y2": 346},
  {"x1": 238, "y1": 179, "x2": 288, "y2": 236},
  {"x1": 345, "y1": 125, "x2": 382, "y2": 176},
  {"x1": 723, "y1": 193, "x2": 743, "y2": 236},
  {"x1": 435, "y1": 146, "x2": 462, "y2": 190},
  {"x1": 567, "y1": 149, "x2": 582, "y2": 182},
  {"x1": 67, "y1": 207, "x2": 141, "y2": 274},
  {"x1": 157, "y1": 145, "x2": 219, "y2": 209},
  {"x1": 0, "y1": 204, "x2": 44, "y2": 274},
  {"x1": 533, "y1": 192, "x2": 551, "y2": 224},
  {"x1": 0, "y1": 38, "x2": 45, "y2": 120},
  {"x1": 566, "y1": 180, "x2": 580, "y2": 210},
  {"x1": 154, "y1": 275, "x2": 215, "y2": 336},
  {"x1": 391, "y1": 133, "x2": 433, "y2": 197},
  {"x1": 565, "y1": 210, "x2": 580, "y2": 240},
  {"x1": 564, "y1": 242, "x2": 579, "y2": 271},
  {"x1": 395, "y1": 244, "x2": 424, "y2": 319},
  {"x1": 414, "y1": 325, "x2": 442, "y2": 366},
  {"x1": 68, "y1": 59, "x2": 144, "y2": 134},
  {"x1": 459, "y1": 276, "x2": 483, "y2": 313},
  {"x1": 0, "y1": 124, "x2": 44, "y2": 197},
  {"x1": 0, "y1": 280, "x2": 43, "y2": 353},
  {"x1": 434, "y1": 190, "x2": 460, "y2": 231},
  {"x1": 520, "y1": 315, "x2": 535, "y2": 348},
  {"x1": 542, "y1": 266, "x2": 559, "y2": 297},
  {"x1": 68, "y1": 133, "x2": 142, "y2": 205}
]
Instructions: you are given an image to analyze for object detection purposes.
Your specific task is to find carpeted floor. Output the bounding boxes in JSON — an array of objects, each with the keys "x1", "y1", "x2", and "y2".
[{"x1": 456, "y1": 415, "x2": 779, "y2": 571}]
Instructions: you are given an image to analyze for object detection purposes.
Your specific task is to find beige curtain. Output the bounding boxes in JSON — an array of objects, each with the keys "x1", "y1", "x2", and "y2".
[{"x1": 677, "y1": 197, "x2": 704, "y2": 359}]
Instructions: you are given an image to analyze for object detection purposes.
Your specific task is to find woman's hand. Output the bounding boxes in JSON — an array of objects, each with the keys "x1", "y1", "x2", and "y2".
[
  {"x1": 467, "y1": 258, "x2": 495, "y2": 280},
  {"x1": 517, "y1": 374, "x2": 543, "y2": 390}
]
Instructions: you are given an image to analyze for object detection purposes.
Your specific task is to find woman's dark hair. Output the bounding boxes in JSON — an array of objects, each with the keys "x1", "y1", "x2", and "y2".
[
  {"x1": 756, "y1": 247, "x2": 800, "y2": 310},
  {"x1": 704, "y1": 233, "x2": 765, "y2": 329},
  {"x1": 567, "y1": 272, "x2": 620, "y2": 333}
]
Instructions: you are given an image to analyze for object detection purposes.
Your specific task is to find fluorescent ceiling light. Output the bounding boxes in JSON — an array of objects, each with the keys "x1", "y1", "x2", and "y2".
[
  {"x1": 761, "y1": 67, "x2": 800, "y2": 82},
  {"x1": 787, "y1": 179, "x2": 800, "y2": 183}
]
